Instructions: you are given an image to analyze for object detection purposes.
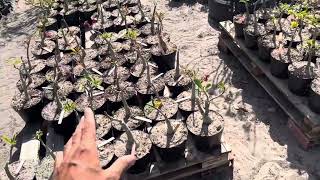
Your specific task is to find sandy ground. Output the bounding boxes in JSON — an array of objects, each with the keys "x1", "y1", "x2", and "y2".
[{"x1": 0, "y1": 0, "x2": 320, "y2": 179}]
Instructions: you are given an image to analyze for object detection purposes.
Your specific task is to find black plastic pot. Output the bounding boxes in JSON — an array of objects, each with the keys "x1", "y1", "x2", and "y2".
[
  {"x1": 53, "y1": 113, "x2": 78, "y2": 140},
  {"x1": 152, "y1": 50, "x2": 177, "y2": 73},
  {"x1": 233, "y1": 15, "x2": 246, "y2": 38},
  {"x1": 156, "y1": 141, "x2": 186, "y2": 162},
  {"x1": 191, "y1": 129, "x2": 223, "y2": 152},
  {"x1": 186, "y1": 111, "x2": 224, "y2": 152},
  {"x1": 288, "y1": 74, "x2": 313, "y2": 96},
  {"x1": 208, "y1": 0, "x2": 233, "y2": 22},
  {"x1": 257, "y1": 36, "x2": 276, "y2": 63},
  {"x1": 309, "y1": 79, "x2": 320, "y2": 114},
  {"x1": 270, "y1": 59, "x2": 289, "y2": 78},
  {"x1": 243, "y1": 30, "x2": 258, "y2": 49},
  {"x1": 288, "y1": 62, "x2": 315, "y2": 96},
  {"x1": 127, "y1": 153, "x2": 152, "y2": 174}
]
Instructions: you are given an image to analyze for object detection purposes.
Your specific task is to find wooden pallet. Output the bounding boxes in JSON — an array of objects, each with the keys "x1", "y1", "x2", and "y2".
[
  {"x1": 218, "y1": 20, "x2": 320, "y2": 149},
  {"x1": 123, "y1": 136, "x2": 233, "y2": 180}
]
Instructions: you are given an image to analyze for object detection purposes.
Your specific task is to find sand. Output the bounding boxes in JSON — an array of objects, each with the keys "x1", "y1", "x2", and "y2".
[{"x1": 0, "y1": 0, "x2": 319, "y2": 179}]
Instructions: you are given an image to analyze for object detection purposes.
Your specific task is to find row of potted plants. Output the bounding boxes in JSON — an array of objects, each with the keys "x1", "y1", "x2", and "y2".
[
  {"x1": 3, "y1": 0, "x2": 226, "y2": 178},
  {"x1": 233, "y1": 0, "x2": 320, "y2": 113}
]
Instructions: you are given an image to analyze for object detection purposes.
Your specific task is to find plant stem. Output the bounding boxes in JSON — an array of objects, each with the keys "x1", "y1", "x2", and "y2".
[
  {"x1": 120, "y1": 91, "x2": 131, "y2": 122},
  {"x1": 26, "y1": 36, "x2": 32, "y2": 73},
  {"x1": 191, "y1": 81, "x2": 196, "y2": 111},
  {"x1": 174, "y1": 49, "x2": 180, "y2": 80},
  {"x1": 20, "y1": 68, "x2": 30, "y2": 101},
  {"x1": 105, "y1": 113, "x2": 138, "y2": 148},
  {"x1": 137, "y1": 0, "x2": 145, "y2": 20},
  {"x1": 151, "y1": 5, "x2": 157, "y2": 35},
  {"x1": 39, "y1": 139, "x2": 56, "y2": 160},
  {"x1": 288, "y1": 28, "x2": 298, "y2": 61}
]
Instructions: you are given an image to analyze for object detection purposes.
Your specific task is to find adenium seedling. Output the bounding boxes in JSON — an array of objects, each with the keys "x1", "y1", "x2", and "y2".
[
  {"x1": 9, "y1": 57, "x2": 31, "y2": 101},
  {"x1": 137, "y1": 0, "x2": 145, "y2": 20},
  {"x1": 193, "y1": 76, "x2": 213, "y2": 124},
  {"x1": 239, "y1": 0, "x2": 250, "y2": 24},
  {"x1": 85, "y1": 74, "x2": 104, "y2": 91},
  {"x1": 104, "y1": 113, "x2": 139, "y2": 149},
  {"x1": 174, "y1": 49, "x2": 180, "y2": 80},
  {"x1": 156, "y1": 11, "x2": 168, "y2": 53},
  {"x1": 63, "y1": 101, "x2": 77, "y2": 113},
  {"x1": 1, "y1": 134, "x2": 17, "y2": 147},
  {"x1": 1, "y1": 133, "x2": 17, "y2": 170},
  {"x1": 120, "y1": 90, "x2": 131, "y2": 122},
  {"x1": 151, "y1": 4, "x2": 157, "y2": 35}
]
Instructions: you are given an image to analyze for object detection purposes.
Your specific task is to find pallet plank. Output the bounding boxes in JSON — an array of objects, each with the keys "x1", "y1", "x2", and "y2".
[
  {"x1": 125, "y1": 141, "x2": 232, "y2": 180},
  {"x1": 219, "y1": 21, "x2": 320, "y2": 131},
  {"x1": 218, "y1": 20, "x2": 320, "y2": 148}
]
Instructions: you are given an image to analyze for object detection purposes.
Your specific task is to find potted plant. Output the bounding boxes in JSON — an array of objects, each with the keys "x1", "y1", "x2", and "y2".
[
  {"x1": 234, "y1": 0, "x2": 250, "y2": 38},
  {"x1": 126, "y1": 29, "x2": 158, "y2": 81},
  {"x1": 257, "y1": 16, "x2": 279, "y2": 62},
  {"x1": 31, "y1": 20, "x2": 56, "y2": 59},
  {"x1": 309, "y1": 78, "x2": 320, "y2": 113},
  {"x1": 95, "y1": 114, "x2": 112, "y2": 139},
  {"x1": 106, "y1": 115, "x2": 152, "y2": 173},
  {"x1": 150, "y1": 117, "x2": 188, "y2": 162},
  {"x1": 164, "y1": 50, "x2": 192, "y2": 97},
  {"x1": 150, "y1": 12, "x2": 177, "y2": 72},
  {"x1": 186, "y1": 77, "x2": 224, "y2": 152},
  {"x1": 113, "y1": 3, "x2": 135, "y2": 31},
  {"x1": 91, "y1": 0, "x2": 113, "y2": 32},
  {"x1": 11, "y1": 58, "x2": 44, "y2": 121},
  {"x1": 288, "y1": 39, "x2": 318, "y2": 95},
  {"x1": 243, "y1": 1, "x2": 267, "y2": 49},
  {"x1": 270, "y1": 21, "x2": 304, "y2": 78},
  {"x1": 144, "y1": 96, "x2": 179, "y2": 122},
  {"x1": 139, "y1": 4, "x2": 158, "y2": 37},
  {"x1": 97, "y1": 138, "x2": 115, "y2": 168},
  {"x1": 75, "y1": 73, "x2": 107, "y2": 113},
  {"x1": 111, "y1": 91, "x2": 145, "y2": 135},
  {"x1": 135, "y1": 63, "x2": 165, "y2": 105}
]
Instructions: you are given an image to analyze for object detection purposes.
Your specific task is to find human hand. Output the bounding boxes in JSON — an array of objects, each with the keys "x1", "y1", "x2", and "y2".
[{"x1": 54, "y1": 108, "x2": 137, "y2": 180}]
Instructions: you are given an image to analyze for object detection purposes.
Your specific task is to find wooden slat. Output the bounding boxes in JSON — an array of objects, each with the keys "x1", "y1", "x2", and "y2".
[
  {"x1": 219, "y1": 21, "x2": 320, "y2": 133},
  {"x1": 125, "y1": 142, "x2": 232, "y2": 180}
]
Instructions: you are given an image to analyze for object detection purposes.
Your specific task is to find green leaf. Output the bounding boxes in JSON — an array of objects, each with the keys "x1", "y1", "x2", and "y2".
[
  {"x1": 125, "y1": 29, "x2": 138, "y2": 40},
  {"x1": 100, "y1": 32, "x2": 113, "y2": 40},
  {"x1": 63, "y1": 101, "x2": 77, "y2": 113},
  {"x1": 35, "y1": 130, "x2": 43, "y2": 140},
  {"x1": 217, "y1": 81, "x2": 225, "y2": 90},
  {"x1": 1, "y1": 135, "x2": 16, "y2": 146},
  {"x1": 152, "y1": 99, "x2": 163, "y2": 109},
  {"x1": 6, "y1": 57, "x2": 22, "y2": 66},
  {"x1": 205, "y1": 83, "x2": 212, "y2": 91},
  {"x1": 194, "y1": 79, "x2": 203, "y2": 90},
  {"x1": 290, "y1": 21, "x2": 299, "y2": 29}
]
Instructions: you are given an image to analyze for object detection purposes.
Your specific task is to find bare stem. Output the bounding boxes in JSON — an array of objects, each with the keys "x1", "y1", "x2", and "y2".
[
  {"x1": 151, "y1": 5, "x2": 157, "y2": 35},
  {"x1": 174, "y1": 49, "x2": 180, "y2": 80},
  {"x1": 120, "y1": 91, "x2": 131, "y2": 122}
]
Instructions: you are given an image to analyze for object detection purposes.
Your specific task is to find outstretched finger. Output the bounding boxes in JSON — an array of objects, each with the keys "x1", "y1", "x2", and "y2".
[
  {"x1": 64, "y1": 117, "x2": 84, "y2": 159},
  {"x1": 81, "y1": 108, "x2": 96, "y2": 145},
  {"x1": 103, "y1": 154, "x2": 137, "y2": 177},
  {"x1": 131, "y1": 143, "x2": 136, "y2": 156},
  {"x1": 54, "y1": 151, "x2": 63, "y2": 169}
]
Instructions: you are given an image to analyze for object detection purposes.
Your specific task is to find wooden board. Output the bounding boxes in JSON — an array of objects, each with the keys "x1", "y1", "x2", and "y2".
[
  {"x1": 218, "y1": 20, "x2": 320, "y2": 148},
  {"x1": 123, "y1": 135, "x2": 233, "y2": 180}
]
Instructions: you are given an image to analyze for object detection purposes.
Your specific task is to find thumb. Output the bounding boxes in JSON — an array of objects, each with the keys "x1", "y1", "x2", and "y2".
[{"x1": 103, "y1": 144, "x2": 137, "y2": 178}]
